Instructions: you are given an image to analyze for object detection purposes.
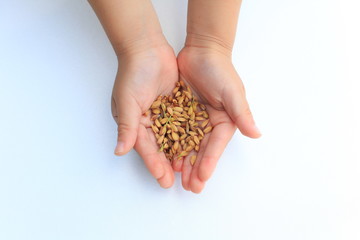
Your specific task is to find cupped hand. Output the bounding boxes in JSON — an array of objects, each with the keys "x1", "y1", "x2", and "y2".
[
  {"x1": 176, "y1": 46, "x2": 261, "y2": 193},
  {"x1": 112, "y1": 43, "x2": 178, "y2": 188}
]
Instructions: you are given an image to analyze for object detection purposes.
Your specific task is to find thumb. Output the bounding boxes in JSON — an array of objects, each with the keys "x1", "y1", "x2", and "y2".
[
  {"x1": 223, "y1": 82, "x2": 262, "y2": 139},
  {"x1": 112, "y1": 94, "x2": 141, "y2": 156}
]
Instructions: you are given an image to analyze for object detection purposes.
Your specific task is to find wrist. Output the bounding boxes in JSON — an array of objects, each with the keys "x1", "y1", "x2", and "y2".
[
  {"x1": 185, "y1": 32, "x2": 233, "y2": 58},
  {"x1": 114, "y1": 32, "x2": 169, "y2": 58}
]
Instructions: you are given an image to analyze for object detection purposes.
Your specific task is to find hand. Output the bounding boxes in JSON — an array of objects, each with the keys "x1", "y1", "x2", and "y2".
[
  {"x1": 112, "y1": 43, "x2": 178, "y2": 188},
  {"x1": 176, "y1": 46, "x2": 261, "y2": 193}
]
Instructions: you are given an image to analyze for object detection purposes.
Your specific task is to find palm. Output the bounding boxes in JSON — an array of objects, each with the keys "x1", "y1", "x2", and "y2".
[
  {"x1": 112, "y1": 45, "x2": 178, "y2": 188},
  {"x1": 177, "y1": 47, "x2": 247, "y2": 193}
]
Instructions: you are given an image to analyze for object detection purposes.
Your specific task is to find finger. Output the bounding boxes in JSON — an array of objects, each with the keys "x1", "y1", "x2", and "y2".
[
  {"x1": 181, "y1": 142, "x2": 205, "y2": 191},
  {"x1": 197, "y1": 122, "x2": 236, "y2": 182},
  {"x1": 189, "y1": 156, "x2": 206, "y2": 194},
  {"x1": 134, "y1": 125, "x2": 174, "y2": 188},
  {"x1": 181, "y1": 156, "x2": 192, "y2": 191},
  {"x1": 187, "y1": 132, "x2": 211, "y2": 194},
  {"x1": 223, "y1": 81, "x2": 261, "y2": 139},
  {"x1": 113, "y1": 93, "x2": 142, "y2": 156},
  {"x1": 172, "y1": 156, "x2": 183, "y2": 172}
]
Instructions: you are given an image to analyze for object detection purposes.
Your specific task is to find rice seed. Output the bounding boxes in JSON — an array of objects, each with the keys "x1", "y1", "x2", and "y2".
[
  {"x1": 155, "y1": 118, "x2": 161, "y2": 128},
  {"x1": 203, "y1": 126, "x2": 212, "y2": 134},
  {"x1": 193, "y1": 135, "x2": 200, "y2": 145},
  {"x1": 178, "y1": 97, "x2": 184, "y2": 105},
  {"x1": 178, "y1": 151, "x2": 189, "y2": 157},
  {"x1": 169, "y1": 134, "x2": 175, "y2": 141},
  {"x1": 151, "y1": 100, "x2": 161, "y2": 109},
  {"x1": 173, "y1": 121, "x2": 181, "y2": 126},
  {"x1": 187, "y1": 86, "x2": 192, "y2": 95},
  {"x1": 173, "y1": 141, "x2": 179, "y2": 150},
  {"x1": 172, "y1": 87, "x2": 179, "y2": 94},
  {"x1": 180, "y1": 80, "x2": 186, "y2": 88},
  {"x1": 151, "y1": 115, "x2": 158, "y2": 121},
  {"x1": 178, "y1": 126, "x2": 185, "y2": 134},
  {"x1": 177, "y1": 117, "x2": 187, "y2": 122},
  {"x1": 180, "y1": 134, "x2": 187, "y2": 140},
  {"x1": 152, "y1": 109, "x2": 161, "y2": 114},
  {"x1": 188, "y1": 131, "x2": 197, "y2": 136},
  {"x1": 173, "y1": 107, "x2": 183, "y2": 113},
  {"x1": 167, "y1": 107, "x2": 173, "y2": 115},
  {"x1": 200, "y1": 104, "x2": 206, "y2": 110},
  {"x1": 190, "y1": 155, "x2": 197, "y2": 166},
  {"x1": 157, "y1": 134, "x2": 165, "y2": 145},
  {"x1": 185, "y1": 145, "x2": 194, "y2": 152},
  {"x1": 188, "y1": 106, "x2": 193, "y2": 115},
  {"x1": 197, "y1": 128, "x2": 204, "y2": 137},
  {"x1": 173, "y1": 111, "x2": 182, "y2": 117},
  {"x1": 170, "y1": 124, "x2": 178, "y2": 132},
  {"x1": 143, "y1": 110, "x2": 150, "y2": 116},
  {"x1": 201, "y1": 119, "x2": 209, "y2": 128},
  {"x1": 172, "y1": 132, "x2": 179, "y2": 141},
  {"x1": 195, "y1": 116, "x2": 206, "y2": 121},
  {"x1": 184, "y1": 91, "x2": 192, "y2": 99},
  {"x1": 160, "y1": 118, "x2": 168, "y2": 125},
  {"x1": 160, "y1": 103, "x2": 166, "y2": 113},
  {"x1": 151, "y1": 124, "x2": 159, "y2": 133}
]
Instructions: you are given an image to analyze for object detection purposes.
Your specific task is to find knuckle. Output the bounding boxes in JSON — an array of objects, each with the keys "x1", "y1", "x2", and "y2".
[
  {"x1": 238, "y1": 80, "x2": 246, "y2": 95},
  {"x1": 243, "y1": 106, "x2": 253, "y2": 117},
  {"x1": 233, "y1": 106, "x2": 253, "y2": 125},
  {"x1": 117, "y1": 122, "x2": 135, "y2": 135},
  {"x1": 201, "y1": 155, "x2": 214, "y2": 169}
]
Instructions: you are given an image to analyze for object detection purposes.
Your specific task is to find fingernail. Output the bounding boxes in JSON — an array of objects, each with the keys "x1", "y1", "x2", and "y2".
[
  {"x1": 114, "y1": 141, "x2": 125, "y2": 155},
  {"x1": 155, "y1": 164, "x2": 166, "y2": 180},
  {"x1": 254, "y1": 124, "x2": 262, "y2": 136}
]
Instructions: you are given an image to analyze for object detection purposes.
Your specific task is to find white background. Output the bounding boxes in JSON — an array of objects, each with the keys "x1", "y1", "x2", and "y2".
[{"x1": 0, "y1": 0, "x2": 359, "y2": 239}]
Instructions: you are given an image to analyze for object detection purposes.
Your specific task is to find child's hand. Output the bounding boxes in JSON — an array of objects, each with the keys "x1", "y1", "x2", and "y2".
[
  {"x1": 112, "y1": 43, "x2": 178, "y2": 188},
  {"x1": 177, "y1": 46, "x2": 261, "y2": 193}
]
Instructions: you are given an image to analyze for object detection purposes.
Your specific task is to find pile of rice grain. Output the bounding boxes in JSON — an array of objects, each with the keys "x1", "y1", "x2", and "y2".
[{"x1": 148, "y1": 80, "x2": 212, "y2": 165}]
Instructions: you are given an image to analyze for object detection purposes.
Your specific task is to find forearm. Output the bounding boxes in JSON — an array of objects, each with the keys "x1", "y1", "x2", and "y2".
[
  {"x1": 88, "y1": 0, "x2": 167, "y2": 56},
  {"x1": 186, "y1": 0, "x2": 242, "y2": 55}
]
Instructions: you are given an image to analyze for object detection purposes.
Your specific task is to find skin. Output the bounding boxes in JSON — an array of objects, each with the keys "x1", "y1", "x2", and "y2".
[
  {"x1": 88, "y1": 0, "x2": 261, "y2": 193},
  {"x1": 88, "y1": 0, "x2": 178, "y2": 188},
  {"x1": 176, "y1": 0, "x2": 262, "y2": 193}
]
